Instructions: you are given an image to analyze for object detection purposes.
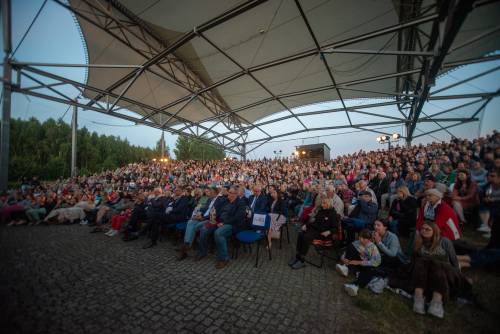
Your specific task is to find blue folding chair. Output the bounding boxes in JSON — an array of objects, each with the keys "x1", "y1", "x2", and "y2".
[
  {"x1": 175, "y1": 222, "x2": 187, "y2": 233},
  {"x1": 233, "y1": 214, "x2": 272, "y2": 267}
]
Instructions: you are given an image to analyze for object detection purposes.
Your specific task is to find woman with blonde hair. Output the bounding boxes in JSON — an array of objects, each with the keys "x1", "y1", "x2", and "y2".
[
  {"x1": 388, "y1": 185, "x2": 417, "y2": 237},
  {"x1": 289, "y1": 197, "x2": 338, "y2": 269}
]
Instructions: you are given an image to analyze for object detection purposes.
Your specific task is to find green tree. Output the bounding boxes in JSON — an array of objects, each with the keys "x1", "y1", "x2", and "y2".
[
  {"x1": 173, "y1": 135, "x2": 225, "y2": 161},
  {"x1": 8, "y1": 117, "x2": 157, "y2": 181}
]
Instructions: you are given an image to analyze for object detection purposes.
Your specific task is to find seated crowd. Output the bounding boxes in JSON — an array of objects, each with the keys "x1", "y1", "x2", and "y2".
[{"x1": 1, "y1": 131, "x2": 499, "y2": 318}]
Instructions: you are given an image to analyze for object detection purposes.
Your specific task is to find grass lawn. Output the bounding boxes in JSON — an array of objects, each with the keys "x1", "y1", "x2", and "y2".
[{"x1": 339, "y1": 225, "x2": 500, "y2": 334}]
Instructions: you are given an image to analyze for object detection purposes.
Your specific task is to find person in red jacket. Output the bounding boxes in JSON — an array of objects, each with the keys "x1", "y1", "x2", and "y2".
[{"x1": 416, "y1": 189, "x2": 462, "y2": 241}]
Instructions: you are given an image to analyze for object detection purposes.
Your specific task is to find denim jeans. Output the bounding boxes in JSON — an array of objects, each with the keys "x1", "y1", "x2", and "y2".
[
  {"x1": 184, "y1": 219, "x2": 205, "y2": 245},
  {"x1": 198, "y1": 224, "x2": 233, "y2": 261},
  {"x1": 389, "y1": 219, "x2": 398, "y2": 235},
  {"x1": 343, "y1": 217, "x2": 369, "y2": 242},
  {"x1": 343, "y1": 217, "x2": 369, "y2": 229},
  {"x1": 469, "y1": 249, "x2": 500, "y2": 267}
]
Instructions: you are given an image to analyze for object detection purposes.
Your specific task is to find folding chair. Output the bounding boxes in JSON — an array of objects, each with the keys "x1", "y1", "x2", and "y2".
[
  {"x1": 305, "y1": 218, "x2": 346, "y2": 268},
  {"x1": 233, "y1": 213, "x2": 272, "y2": 267},
  {"x1": 279, "y1": 207, "x2": 291, "y2": 249}
]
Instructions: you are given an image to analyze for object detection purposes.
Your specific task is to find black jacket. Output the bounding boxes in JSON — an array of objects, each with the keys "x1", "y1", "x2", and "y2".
[
  {"x1": 220, "y1": 197, "x2": 247, "y2": 228},
  {"x1": 167, "y1": 195, "x2": 191, "y2": 220},
  {"x1": 199, "y1": 195, "x2": 228, "y2": 220},
  {"x1": 307, "y1": 208, "x2": 338, "y2": 233},
  {"x1": 269, "y1": 198, "x2": 286, "y2": 217},
  {"x1": 389, "y1": 196, "x2": 418, "y2": 228}
]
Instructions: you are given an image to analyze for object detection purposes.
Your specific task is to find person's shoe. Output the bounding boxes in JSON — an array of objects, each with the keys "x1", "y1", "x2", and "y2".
[
  {"x1": 90, "y1": 227, "x2": 102, "y2": 233},
  {"x1": 427, "y1": 300, "x2": 444, "y2": 319},
  {"x1": 123, "y1": 234, "x2": 138, "y2": 242},
  {"x1": 482, "y1": 232, "x2": 491, "y2": 239},
  {"x1": 142, "y1": 241, "x2": 157, "y2": 249},
  {"x1": 413, "y1": 296, "x2": 425, "y2": 315},
  {"x1": 477, "y1": 224, "x2": 491, "y2": 233},
  {"x1": 176, "y1": 251, "x2": 188, "y2": 261},
  {"x1": 344, "y1": 283, "x2": 359, "y2": 296},
  {"x1": 104, "y1": 230, "x2": 113, "y2": 236},
  {"x1": 291, "y1": 260, "x2": 305, "y2": 270},
  {"x1": 288, "y1": 257, "x2": 299, "y2": 267},
  {"x1": 215, "y1": 260, "x2": 229, "y2": 269},
  {"x1": 194, "y1": 254, "x2": 206, "y2": 262},
  {"x1": 336, "y1": 263, "x2": 349, "y2": 277},
  {"x1": 7, "y1": 221, "x2": 15, "y2": 227},
  {"x1": 80, "y1": 219, "x2": 89, "y2": 226},
  {"x1": 109, "y1": 230, "x2": 118, "y2": 237}
]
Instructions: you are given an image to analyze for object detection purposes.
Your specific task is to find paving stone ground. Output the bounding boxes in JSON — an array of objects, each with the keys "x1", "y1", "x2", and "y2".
[{"x1": 0, "y1": 225, "x2": 364, "y2": 334}]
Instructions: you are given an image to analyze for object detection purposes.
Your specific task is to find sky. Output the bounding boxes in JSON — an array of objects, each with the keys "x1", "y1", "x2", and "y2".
[{"x1": 1, "y1": 0, "x2": 499, "y2": 160}]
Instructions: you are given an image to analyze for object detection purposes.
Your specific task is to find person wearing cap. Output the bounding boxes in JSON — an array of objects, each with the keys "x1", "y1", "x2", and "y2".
[
  {"x1": 416, "y1": 188, "x2": 461, "y2": 241},
  {"x1": 176, "y1": 187, "x2": 227, "y2": 261},
  {"x1": 415, "y1": 174, "x2": 448, "y2": 206},
  {"x1": 342, "y1": 190, "x2": 378, "y2": 242}
]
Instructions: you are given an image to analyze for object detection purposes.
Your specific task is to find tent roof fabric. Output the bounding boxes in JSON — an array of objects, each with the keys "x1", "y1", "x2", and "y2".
[{"x1": 67, "y1": 0, "x2": 500, "y2": 146}]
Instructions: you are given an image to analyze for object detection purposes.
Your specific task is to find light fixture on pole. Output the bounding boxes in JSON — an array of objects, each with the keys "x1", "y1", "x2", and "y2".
[{"x1": 376, "y1": 133, "x2": 401, "y2": 150}]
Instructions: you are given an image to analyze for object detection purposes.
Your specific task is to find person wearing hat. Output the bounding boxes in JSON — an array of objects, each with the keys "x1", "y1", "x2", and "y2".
[
  {"x1": 342, "y1": 190, "x2": 378, "y2": 242},
  {"x1": 415, "y1": 174, "x2": 448, "y2": 206},
  {"x1": 416, "y1": 188, "x2": 461, "y2": 241}
]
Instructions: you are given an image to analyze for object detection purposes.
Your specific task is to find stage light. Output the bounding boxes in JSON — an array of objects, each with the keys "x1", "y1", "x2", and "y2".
[
  {"x1": 376, "y1": 137, "x2": 381, "y2": 142},
  {"x1": 301, "y1": 151, "x2": 306, "y2": 155},
  {"x1": 393, "y1": 133, "x2": 400, "y2": 140},
  {"x1": 152, "y1": 158, "x2": 157, "y2": 162}
]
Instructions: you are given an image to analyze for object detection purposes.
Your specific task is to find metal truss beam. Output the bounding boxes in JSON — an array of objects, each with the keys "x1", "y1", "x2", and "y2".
[
  {"x1": 11, "y1": 85, "x2": 241, "y2": 155},
  {"x1": 227, "y1": 116, "x2": 479, "y2": 148},
  {"x1": 54, "y1": 0, "x2": 261, "y2": 133},
  {"x1": 430, "y1": 64, "x2": 500, "y2": 96},
  {"x1": 413, "y1": 119, "x2": 478, "y2": 139},
  {"x1": 144, "y1": 11, "x2": 440, "y2": 125},
  {"x1": 406, "y1": 0, "x2": 476, "y2": 143},
  {"x1": 295, "y1": 0, "x2": 352, "y2": 125},
  {"x1": 177, "y1": 53, "x2": 499, "y2": 132},
  {"x1": 12, "y1": 64, "x2": 243, "y2": 149}
]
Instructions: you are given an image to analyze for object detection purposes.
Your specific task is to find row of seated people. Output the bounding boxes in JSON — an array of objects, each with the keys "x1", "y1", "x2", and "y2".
[{"x1": 288, "y1": 173, "x2": 499, "y2": 319}]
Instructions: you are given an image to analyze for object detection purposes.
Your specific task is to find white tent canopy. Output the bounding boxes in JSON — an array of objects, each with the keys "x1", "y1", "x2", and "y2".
[{"x1": 10, "y1": 0, "x2": 500, "y2": 155}]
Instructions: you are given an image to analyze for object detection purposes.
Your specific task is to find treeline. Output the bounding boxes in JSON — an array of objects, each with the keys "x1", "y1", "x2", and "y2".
[
  {"x1": 173, "y1": 135, "x2": 225, "y2": 161},
  {"x1": 9, "y1": 117, "x2": 157, "y2": 181}
]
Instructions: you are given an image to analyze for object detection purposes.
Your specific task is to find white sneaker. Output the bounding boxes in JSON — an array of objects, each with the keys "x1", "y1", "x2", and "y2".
[
  {"x1": 336, "y1": 264, "x2": 349, "y2": 277},
  {"x1": 344, "y1": 283, "x2": 359, "y2": 296},
  {"x1": 477, "y1": 224, "x2": 491, "y2": 233},
  {"x1": 427, "y1": 300, "x2": 444, "y2": 318},
  {"x1": 80, "y1": 219, "x2": 89, "y2": 226},
  {"x1": 482, "y1": 232, "x2": 491, "y2": 239},
  {"x1": 109, "y1": 230, "x2": 118, "y2": 237},
  {"x1": 105, "y1": 230, "x2": 113, "y2": 236},
  {"x1": 413, "y1": 296, "x2": 425, "y2": 315}
]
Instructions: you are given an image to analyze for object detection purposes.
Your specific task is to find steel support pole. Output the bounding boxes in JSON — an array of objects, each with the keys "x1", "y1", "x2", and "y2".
[
  {"x1": 71, "y1": 102, "x2": 78, "y2": 177},
  {"x1": 241, "y1": 143, "x2": 246, "y2": 161},
  {"x1": 1, "y1": 0, "x2": 12, "y2": 191}
]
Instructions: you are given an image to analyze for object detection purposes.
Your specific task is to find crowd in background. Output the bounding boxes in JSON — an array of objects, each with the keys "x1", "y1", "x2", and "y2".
[{"x1": 1, "y1": 131, "x2": 499, "y2": 318}]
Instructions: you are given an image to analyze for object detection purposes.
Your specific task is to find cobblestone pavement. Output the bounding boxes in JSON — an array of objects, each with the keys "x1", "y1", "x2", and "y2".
[{"x1": 0, "y1": 225, "x2": 365, "y2": 334}]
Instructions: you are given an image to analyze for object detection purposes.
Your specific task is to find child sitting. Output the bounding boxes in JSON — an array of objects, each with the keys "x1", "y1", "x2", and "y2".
[{"x1": 336, "y1": 228, "x2": 381, "y2": 296}]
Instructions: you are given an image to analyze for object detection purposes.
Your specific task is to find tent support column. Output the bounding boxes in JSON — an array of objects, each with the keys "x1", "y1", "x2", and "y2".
[
  {"x1": 1, "y1": 0, "x2": 12, "y2": 191},
  {"x1": 71, "y1": 102, "x2": 78, "y2": 177}
]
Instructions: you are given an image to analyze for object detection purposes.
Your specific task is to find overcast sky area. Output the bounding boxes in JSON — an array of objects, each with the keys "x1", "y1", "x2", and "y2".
[{"x1": 1, "y1": 0, "x2": 499, "y2": 160}]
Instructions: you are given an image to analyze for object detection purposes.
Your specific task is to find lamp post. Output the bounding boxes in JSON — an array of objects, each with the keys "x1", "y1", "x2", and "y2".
[
  {"x1": 273, "y1": 149, "x2": 282, "y2": 159},
  {"x1": 376, "y1": 133, "x2": 401, "y2": 150}
]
